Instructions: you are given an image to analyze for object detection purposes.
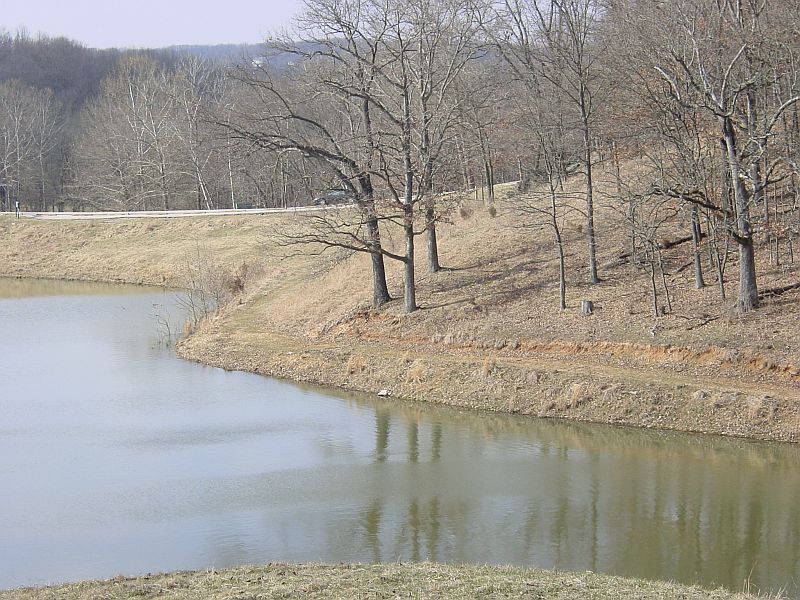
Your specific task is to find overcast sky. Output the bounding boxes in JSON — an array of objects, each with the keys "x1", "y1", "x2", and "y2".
[{"x1": 2, "y1": 0, "x2": 304, "y2": 48}]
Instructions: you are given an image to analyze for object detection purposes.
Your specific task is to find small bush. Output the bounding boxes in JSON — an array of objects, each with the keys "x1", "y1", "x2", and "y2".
[
  {"x1": 178, "y1": 246, "x2": 232, "y2": 325},
  {"x1": 223, "y1": 263, "x2": 248, "y2": 295},
  {"x1": 482, "y1": 356, "x2": 497, "y2": 377},
  {"x1": 406, "y1": 360, "x2": 426, "y2": 383},
  {"x1": 183, "y1": 320, "x2": 194, "y2": 338},
  {"x1": 487, "y1": 206, "x2": 498, "y2": 218},
  {"x1": 346, "y1": 354, "x2": 367, "y2": 375},
  {"x1": 459, "y1": 206, "x2": 474, "y2": 220}
]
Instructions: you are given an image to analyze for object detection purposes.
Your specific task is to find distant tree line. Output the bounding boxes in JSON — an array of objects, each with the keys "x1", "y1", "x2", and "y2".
[{"x1": 0, "y1": 32, "x2": 315, "y2": 213}]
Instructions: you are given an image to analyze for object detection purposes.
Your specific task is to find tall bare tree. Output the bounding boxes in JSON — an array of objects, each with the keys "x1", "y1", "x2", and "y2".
[
  {"x1": 484, "y1": 0, "x2": 607, "y2": 284},
  {"x1": 617, "y1": 0, "x2": 800, "y2": 311}
]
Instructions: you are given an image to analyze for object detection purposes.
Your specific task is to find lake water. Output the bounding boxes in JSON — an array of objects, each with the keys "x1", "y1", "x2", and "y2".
[{"x1": 1, "y1": 278, "x2": 799, "y2": 596}]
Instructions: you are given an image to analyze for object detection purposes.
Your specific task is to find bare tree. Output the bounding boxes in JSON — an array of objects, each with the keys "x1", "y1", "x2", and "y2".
[
  {"x1": 404, "y1": 0, "x2": 484, "y2": 273},
  {"x1": 510, "y1": 81, "x2": 580, "y2": 310},
  {"x1": 484, "y1": 0, "x2": 608, "y2": 284},
  {"x1": 224, "y1": 0, "x2": 402, "y2": 307},
  {"x1": 618, "y1": 0, "x2": 800, "y2": 311},
  {"x1": 0, "y1": 80, "x2": 62, "y2": 211},
  {"x1": 171, "y1": 57, "x2": 224, "y2": 210}
]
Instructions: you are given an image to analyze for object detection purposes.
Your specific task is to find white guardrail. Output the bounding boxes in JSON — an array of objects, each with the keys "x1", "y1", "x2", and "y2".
[
  {"x1": 17, "y1": 184, "x2": 510, "y2": 221},
  {"x1": 21, "y1": 205, "x2": 349, "y2": 220}
]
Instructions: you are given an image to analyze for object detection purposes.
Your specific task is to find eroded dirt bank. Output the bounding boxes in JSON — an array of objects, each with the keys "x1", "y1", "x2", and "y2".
[{"x1": 176, "y1": 308, "x2": 800, "y2": 443}]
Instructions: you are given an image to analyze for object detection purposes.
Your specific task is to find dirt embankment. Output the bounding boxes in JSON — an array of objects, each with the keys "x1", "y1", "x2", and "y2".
[{"x1": 2, "y1": 180, "x2": 799, "y2": 444}]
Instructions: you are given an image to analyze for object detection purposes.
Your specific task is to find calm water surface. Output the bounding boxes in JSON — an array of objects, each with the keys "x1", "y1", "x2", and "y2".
[{"x1": 1, "y1": 278, "x2": 799, "y2": 595}]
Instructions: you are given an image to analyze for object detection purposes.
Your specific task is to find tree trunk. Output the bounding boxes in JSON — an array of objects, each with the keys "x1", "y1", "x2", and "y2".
[
  {"x1": 657, "y1": 249, "x2": 672, "y2": 313},
  {"x1": 358, "y1": 173, "x2": 391, "y2": 308},
  {"x1": 419, "y1": 84, "x2": 441, "y2": 274},
  {"x1": 550, "y1": 183, "x2": 567, "y2": 311},
  {"x1": 426, "y1": 204, "x2": 440, "y2": 273},
  {"x1": 38, "y1": 151, "x2": 46, "y2": 211},
  {"x1": 691, "y1": 204, "x2": 705, "y2": 289},
  {"x1": 404, "y1": 218, "x2": 417, "y2": 313},
  {"x1": 649, "y1": 256, "x2": 659, "y2": 318},
  {"x1": 581, "y1": 99, "x2": 599, "y2": 284},
  {"x1": 721, "y1": 116, "x2": 759, "y2": 310},
  {"x1": 557, "y1": 229, "x2": 567, "y2": 311},
  {"x1": 402, "y1": 85, "x2": 417, "y2": 313},
  {"x1": 484, "y1": 159, "x2": 495, "y2": 205},
  {"x1": 367, "y1": 215, "x2": 391, "y2": 307}
]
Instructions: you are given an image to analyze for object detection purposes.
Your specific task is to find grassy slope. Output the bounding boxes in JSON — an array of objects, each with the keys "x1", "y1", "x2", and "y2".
[{"x1": 0, "y1": 563, "x2": 767, "y2": 600}]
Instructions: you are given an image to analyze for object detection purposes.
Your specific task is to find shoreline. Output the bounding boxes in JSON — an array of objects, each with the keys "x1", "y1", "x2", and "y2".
[
  {"x1": 1, "y1": 211, "x2": 798, "y2": 446},
  {"x1": 175, "y1": 313, "x2": 800, "y2": 445},
  {"x1": 1, "y1": 210, "x2": 797, "y2": 444}
]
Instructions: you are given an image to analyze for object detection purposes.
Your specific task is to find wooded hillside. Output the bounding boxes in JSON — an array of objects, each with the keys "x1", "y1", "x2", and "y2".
[{"x1": 2, "y1": 0, "x2": 798, "y2": 316}]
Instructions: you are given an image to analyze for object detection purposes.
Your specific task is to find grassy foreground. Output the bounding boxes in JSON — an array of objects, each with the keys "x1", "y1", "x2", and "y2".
[{"x1": 0, "y1": 563, "x2": 768, "y2": 600}]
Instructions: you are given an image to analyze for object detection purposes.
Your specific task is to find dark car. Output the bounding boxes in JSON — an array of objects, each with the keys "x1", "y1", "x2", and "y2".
[{"x1": 313, "y1": 189, "x2": 357, "y2": 206}]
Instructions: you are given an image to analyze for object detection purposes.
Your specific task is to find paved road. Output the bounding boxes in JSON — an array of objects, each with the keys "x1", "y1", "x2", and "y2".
[{"x1": 20, "y1": 205, "x2": 342, "y2": 220}]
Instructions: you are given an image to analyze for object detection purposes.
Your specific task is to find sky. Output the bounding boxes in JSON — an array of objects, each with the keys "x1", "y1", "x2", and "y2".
[{"x1": 2, "y1": 0, "x2": 304, "y2": 48}]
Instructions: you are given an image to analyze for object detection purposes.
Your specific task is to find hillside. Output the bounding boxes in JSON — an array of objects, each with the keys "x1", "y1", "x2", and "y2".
[{"x1": 1, "y1": 168, "x2": 799, "y2": 443}]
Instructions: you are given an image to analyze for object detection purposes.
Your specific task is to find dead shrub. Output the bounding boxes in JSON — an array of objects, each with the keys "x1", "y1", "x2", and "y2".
[
  {"x1": 406, "y1": 360, "x2": 426, "y2": 383},
  {"x1": 487, "y1": 206, "x2": 498, "y2": 218},
  {"x1": 223, "y1": 262, "x2": 250, "y2": 295},
  {"x1": 600, "y1": 386, "x2": 617, "y2": 403},
  {"x1": 400, "y1": 351, "x2": 413, "y2": 365},
  {"x1": 178, "y1": 246, "x2": 234, "y2": 325},
  {"x1": 346, "y1": 354, "x2": 367, "y2": 375},
  {"x1": 747, "y1": 396, "x2": 776, "y2": 423},
  {"x1": 183, "y1": 320, "x2": 194, "y2": 338},
  {"x1": 459, "y1": 206, "x2": 474, "y2": 220},
  {"x1": 567, "y1": 383, "x2": 587, "y2": 408},
  {"x1": 482, "y1": 356, "x2": 497, "y2": 377}
]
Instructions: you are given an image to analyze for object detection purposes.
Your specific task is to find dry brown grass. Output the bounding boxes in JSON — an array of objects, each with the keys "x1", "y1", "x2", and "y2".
[
  {"x1": 0, "y1": 563, "x2": 768, "y2": 600},
  {"x1": 346, "y1": 354, "x2": 367, "y2": 375},
  {"x1": 482, "y1": 356, "x2": 497, "y2": 377},
  {"x1": 405, "y1": 359, "x2": 426, "y2": 383},
  {"x1": 0, "y1": 214, "x2": 285, "y2": 288}
]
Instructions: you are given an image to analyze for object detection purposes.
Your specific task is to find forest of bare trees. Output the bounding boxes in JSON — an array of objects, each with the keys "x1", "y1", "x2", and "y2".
[{"x1": 1, "y1": 0, "x2": 798, "y2": 314}]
